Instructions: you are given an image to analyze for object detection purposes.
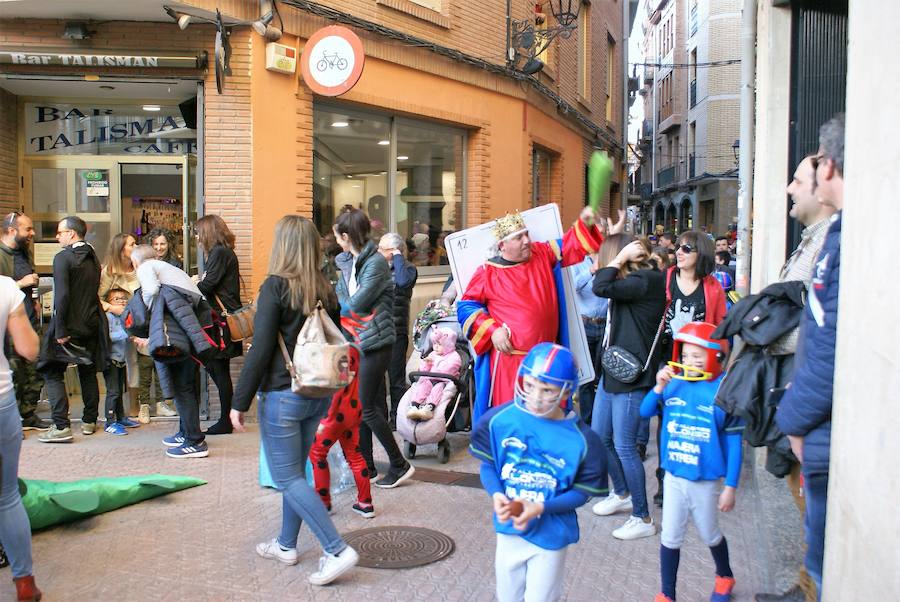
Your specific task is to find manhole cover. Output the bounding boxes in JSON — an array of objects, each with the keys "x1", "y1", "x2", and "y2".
[{"x1": 343, "y1": 526, "x2": 455, "y2": 569}]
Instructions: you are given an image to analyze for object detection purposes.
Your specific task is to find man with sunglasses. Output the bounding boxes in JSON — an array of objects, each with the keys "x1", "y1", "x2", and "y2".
[
  {"x1": 38, "y1": 216, "x2": 106, "y2": 443},
  {"x1": 775, "y1": 114, "x2": 845, "y2": 602},
  {"x1": 0, "y1": 212, "x2": 49, "y2": 431}
]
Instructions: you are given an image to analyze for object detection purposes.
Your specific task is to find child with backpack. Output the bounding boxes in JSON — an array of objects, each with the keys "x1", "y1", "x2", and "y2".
[
  {"x1": 640, "y1": 322, "x2": 744, "y2": 602},
  {"x1": 469, "y1": 342, "x2": 606, "y2": 602}
]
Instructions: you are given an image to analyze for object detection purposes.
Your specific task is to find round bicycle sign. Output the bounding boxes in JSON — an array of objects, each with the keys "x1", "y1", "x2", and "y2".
[{"x1": 300, "y1": 26, "x2": 365, "y2": 97}]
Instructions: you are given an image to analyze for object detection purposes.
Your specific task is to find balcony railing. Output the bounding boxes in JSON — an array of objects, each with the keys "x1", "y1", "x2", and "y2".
[
  {"x1": 657, "y1": 166, "x2": 676, "y2": 188},
  {"x1": 690, "y1": 79, "x2": 697, "y2": 108},
  {"x1": 690, "y1": 5, "x2": 698, "y2": 37}
]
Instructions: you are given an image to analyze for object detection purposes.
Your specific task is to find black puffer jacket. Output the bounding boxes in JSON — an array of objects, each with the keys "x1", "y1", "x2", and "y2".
[
  {"x1": 335, "y1": 241, "x2": 395, "y2": 352},
  {"x1": 389, "y1": 254, "x2": 418, "y2": 340}
]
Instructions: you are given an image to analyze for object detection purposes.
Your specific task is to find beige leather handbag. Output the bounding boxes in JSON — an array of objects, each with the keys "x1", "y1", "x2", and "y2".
[{"x1": 277, "y1": 301, "x2": 352, "y2": 398}]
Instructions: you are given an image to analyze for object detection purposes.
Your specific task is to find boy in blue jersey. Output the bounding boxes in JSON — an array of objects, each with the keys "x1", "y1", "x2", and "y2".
[
  {"x1": 640, "y1": 322, "x2": 744, "y2": 602},
  {"x1": 469, "y1": 342, "x2": 606, "y2": 602}
]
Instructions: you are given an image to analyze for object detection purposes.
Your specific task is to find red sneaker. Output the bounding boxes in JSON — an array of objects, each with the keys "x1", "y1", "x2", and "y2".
[
  {"x1": 654, "y1": 594, "x2": 674, "y2": 602},
  {"x1": 711, "y1": 575, "x2": 736, "y2": 601}
]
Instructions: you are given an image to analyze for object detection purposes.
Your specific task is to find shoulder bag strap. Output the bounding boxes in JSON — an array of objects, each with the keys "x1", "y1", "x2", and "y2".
[
  {"x1": 212, "y1": 294, "x2": 228, "y2": 316},
  {"x1": 642, "y1": 302, "x2": 670, "y2": 372},
  {"x1": 277, "y1": 333, "x2": 299, "y2": 382}
]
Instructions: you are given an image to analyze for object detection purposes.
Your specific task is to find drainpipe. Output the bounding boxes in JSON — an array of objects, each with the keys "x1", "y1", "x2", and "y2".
[
  {"x1": 622, "y1": 0, "x2": 629, "y2": 217},
  {"x1": 735, "y1": 0, "x2": 756, "y2": 296}
]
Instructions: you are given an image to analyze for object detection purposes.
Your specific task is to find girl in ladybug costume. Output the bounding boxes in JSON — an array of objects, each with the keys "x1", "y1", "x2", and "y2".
[{"x1": 308, "y1": 346, "x2": 375, "y2": 518}]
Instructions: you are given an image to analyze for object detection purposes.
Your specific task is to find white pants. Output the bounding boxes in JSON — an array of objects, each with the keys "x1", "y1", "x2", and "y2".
[
  {"x1": 660, "y1": 472, "x2": 724, "y2": 549},
  {"x1": 495, "y1": 533, "x2": 568, "y2": 602}
]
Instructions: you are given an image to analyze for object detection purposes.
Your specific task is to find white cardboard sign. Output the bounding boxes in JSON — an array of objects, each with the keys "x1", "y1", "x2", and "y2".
[{"x1": 446, "y1": 204, "x2": 595, "y2": 385}]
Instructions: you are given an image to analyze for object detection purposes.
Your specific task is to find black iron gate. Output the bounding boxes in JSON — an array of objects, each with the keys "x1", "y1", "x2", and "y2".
[{"x1": 787, "y1": 0, "x2": 848, "y2": 252}]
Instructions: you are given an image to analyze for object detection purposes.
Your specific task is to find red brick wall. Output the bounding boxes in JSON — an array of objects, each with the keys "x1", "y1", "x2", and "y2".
[{"x1": 0, "y1": 87, "x2": 17, "y2": 214}]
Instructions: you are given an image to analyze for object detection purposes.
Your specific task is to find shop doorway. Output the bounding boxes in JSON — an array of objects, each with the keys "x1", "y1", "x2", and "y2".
[{"x1": 23, "y1": 155, "x2": 198, "y2": 273}]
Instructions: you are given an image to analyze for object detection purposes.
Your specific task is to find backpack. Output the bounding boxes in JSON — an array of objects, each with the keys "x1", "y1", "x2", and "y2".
[{"x1": 277, "y1": 301, "x2": 352, "y2": 398}]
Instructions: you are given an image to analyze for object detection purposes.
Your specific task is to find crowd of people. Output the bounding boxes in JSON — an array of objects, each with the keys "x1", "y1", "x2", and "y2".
[{"x1": 0, "y1": 114, "x2": 844, "y2": 601}]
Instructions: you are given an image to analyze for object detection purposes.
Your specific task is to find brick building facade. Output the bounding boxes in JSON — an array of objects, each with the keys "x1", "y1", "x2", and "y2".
[
  {"x1": 637, "y1": 0, "x2": 740, "y2": 237},
  {"x1": 0, "y1": 0, "x2": 625, "y2": 412}
]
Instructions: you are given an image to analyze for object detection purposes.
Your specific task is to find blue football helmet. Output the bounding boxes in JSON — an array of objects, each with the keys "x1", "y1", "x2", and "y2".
[{"x1": 514, "y1": 343, "x2": 579, "y2": 414}]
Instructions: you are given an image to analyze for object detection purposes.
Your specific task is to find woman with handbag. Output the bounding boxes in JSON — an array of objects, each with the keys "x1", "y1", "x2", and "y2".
[
  {"x1": 193, "y1": 215, "x2": 243, "y2": 435},
  {"x1": 230, "y1": 215, "x2": 358, "y2": 585},
  {"x1": 589, "y1": 234, "x2": 666, "y2": 541},
  {"x1": 333, "y1": 208, "x2": 414, "y2": 489}
]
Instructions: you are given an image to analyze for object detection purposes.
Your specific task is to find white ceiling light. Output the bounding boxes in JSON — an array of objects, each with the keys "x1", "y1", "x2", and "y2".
[
  {"x1": 142, "y1": 105, "x2": 161, "y2": 111},
  {"x1": 378, "y1": 140, "x2": 389, "y2": 145},
  {"x1": 331, "y1": 121, "x2": 349, "y2": 128},
  {"x1": 397, "y1": 155, "x2": 409, "y2": 161}
]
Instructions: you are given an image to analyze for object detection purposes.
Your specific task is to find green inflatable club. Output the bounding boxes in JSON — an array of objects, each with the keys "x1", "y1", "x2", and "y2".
[
  {"x1": 19, "y1": 474, "x2": 206, "y2": 531},
  {"x1": 588, "y1": 151, "x2": 614, "y2": 212}
]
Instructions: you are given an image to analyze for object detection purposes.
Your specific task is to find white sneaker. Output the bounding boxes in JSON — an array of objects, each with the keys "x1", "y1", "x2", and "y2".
[
  {"x1": 591, "y1": 493, "x2": 633, "y2": 516},
  {"x1": 612, "y1": 515, "x2": 657, "y2": 540},
  {"x1": 256, "y1": 538, "x2": 298, "y2": 565},
  {"x1": 138, "y1": 404, "x2": 151, "y2": 424},
  {"x1": 156, "y1": 401, "x2": 177, "y2": 417},
  {"x1": 308, "y1": 546, "x2": 359, "y2": 585}
]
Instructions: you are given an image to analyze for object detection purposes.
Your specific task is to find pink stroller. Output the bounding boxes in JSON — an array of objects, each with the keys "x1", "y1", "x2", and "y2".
[{"x1": 397, "y1": 321, "x2": 472, "y2": 463}]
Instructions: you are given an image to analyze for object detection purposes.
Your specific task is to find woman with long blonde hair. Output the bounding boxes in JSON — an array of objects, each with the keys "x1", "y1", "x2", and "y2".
[
  {"x1": 231, "y1": 215, "x2": 358, "y2": 586},
  {"x1": 588, "y1": 232, "x2": 667, "y2": 541}
]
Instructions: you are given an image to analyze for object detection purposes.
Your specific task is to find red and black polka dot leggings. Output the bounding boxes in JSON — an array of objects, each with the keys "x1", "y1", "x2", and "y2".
[{"x1": 308, "y1": 347, "x2": 373, "y2": 509}]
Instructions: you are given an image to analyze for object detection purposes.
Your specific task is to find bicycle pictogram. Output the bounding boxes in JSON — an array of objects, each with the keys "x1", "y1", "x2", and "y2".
[{"x1": 317, "y1": 51, "x2": 348, "y2": 72}]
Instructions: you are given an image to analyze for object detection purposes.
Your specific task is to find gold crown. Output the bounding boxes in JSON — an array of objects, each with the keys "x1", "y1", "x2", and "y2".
[{"x1": 491, "y1": 212, "x2": 527, "y2": 241}]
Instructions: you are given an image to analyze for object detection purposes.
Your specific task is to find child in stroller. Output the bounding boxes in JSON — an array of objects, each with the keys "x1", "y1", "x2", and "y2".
[
  {"x1": 398, "y1": 306, "x2": 471, "y2": 463},
  {"x1": 406, "y1": 327, "x2": 462, "y2": 422}
]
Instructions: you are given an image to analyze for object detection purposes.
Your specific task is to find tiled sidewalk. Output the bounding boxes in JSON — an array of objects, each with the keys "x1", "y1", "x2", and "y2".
[{"x1": 8, "y1": 419, "x2": 799, "y2": 601}]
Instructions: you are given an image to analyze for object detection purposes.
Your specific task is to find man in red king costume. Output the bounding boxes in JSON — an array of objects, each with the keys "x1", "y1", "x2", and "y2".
[{"x1": 458, "y1": 206, "x2": 617, "y2": 421}]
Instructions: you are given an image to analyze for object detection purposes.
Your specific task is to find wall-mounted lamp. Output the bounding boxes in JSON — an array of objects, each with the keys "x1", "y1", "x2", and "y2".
[
  {"x1": 732, "y1": 139, "x2": 740, "y2": 163},
  {"x1": 252, "y1": 0, "x2": 282, "y2": 42},
  {"x1": 62, "y1": 22, "x2": 91, "y2": 40},
  {"x1": 508, "y1": 0, "x2": 582, "y2": 75}
]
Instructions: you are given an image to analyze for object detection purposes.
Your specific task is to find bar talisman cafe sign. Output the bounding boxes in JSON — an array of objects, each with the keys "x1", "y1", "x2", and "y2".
[{"x1": 0, "y1": 49, "x2": 205, "y2": 68}]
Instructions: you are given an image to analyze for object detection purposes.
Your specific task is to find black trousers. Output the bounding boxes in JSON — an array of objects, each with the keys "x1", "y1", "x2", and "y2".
[
  {"x1": 103, "y1": 363, "x2": 127, "y2": 424},
  {"x1": 44, "y1": 363, "x2": 100, "y2": 429},
  {"x1": 168, "y1": 359, "x2": 202, "y2": 445},
  {"x1": 206, "y1": 357, "x2": 233, "y2": 422},
  {"x1": 358, "y1": 345, "x2": 405, "y2": 472},
  {"x1": 386, "y1": 334, "x2": 410, "y2": 421}
]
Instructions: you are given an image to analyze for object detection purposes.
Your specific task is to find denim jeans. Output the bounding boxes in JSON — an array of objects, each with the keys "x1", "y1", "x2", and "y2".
[
  {"x1": 103, "y1": 363, "x2": 127, "y2": 424},
  {"x1": 0, "y1": 390, "x2": 33, "y2": 577},
  {"x1": 259, "y1": 389, "x2": 347, "y2": 555},
  {"x1": 591, "y1": 381, "x2": 650, "y2": 518},
  {"x1": 804, "y1": 470, "x2": 828, "y2": 600},
  {"x1": 164, "y1": 359, "x2": 202, "y2": 445},
  {"x1": 43, "y1": 362, "x2": 99, "y2": 429}
]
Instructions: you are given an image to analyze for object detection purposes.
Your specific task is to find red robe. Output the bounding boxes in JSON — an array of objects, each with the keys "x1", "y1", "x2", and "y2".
[{"x1": 460, "y1": 220, "x2": 603, "y2": 408}]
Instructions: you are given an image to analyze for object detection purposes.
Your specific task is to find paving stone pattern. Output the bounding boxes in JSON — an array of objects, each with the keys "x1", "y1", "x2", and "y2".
[{"x1": 8, "y1": 418, "x2": 798, "y2": 601}]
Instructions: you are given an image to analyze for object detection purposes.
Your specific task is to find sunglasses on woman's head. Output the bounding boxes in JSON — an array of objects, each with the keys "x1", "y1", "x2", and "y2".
[{"x1": 677, "y1": 244, "x2": 696, "y2": 254}]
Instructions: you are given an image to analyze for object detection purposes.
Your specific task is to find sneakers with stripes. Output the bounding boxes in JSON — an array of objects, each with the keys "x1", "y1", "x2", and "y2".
[
  {"x1": 162, "y1": 433, "x2": 185, "y2": 447},
  {"x1": 165, "y1": 441, "x2": 209, "y2": 458}
]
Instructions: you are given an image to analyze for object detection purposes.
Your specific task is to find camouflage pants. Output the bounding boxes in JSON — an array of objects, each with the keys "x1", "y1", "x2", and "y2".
[
  {"x1": 136, "y1": 353, "x2": 163, "y2": 406},
  {"x1": 10, "y1": 350, "x2": 42, "y2": 419}
]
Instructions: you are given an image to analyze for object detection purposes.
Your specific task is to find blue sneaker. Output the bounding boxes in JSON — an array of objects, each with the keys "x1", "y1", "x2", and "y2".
[
  {"x1": 105, "y1": 422, "x2": 127, "y2": 436},
  {"x1": 165, "y1": 441, "x2": 209, "y2": 459},
  {"x1": 162, "y1": 433, "x2": 185, "y2": 447},
  {"x1": 119, "y1": 417, "x2": 141, "y2": 428}
]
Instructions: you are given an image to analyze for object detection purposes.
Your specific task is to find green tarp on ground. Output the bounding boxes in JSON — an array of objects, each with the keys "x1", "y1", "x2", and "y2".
[{"x1": 19, "y1": 474, "x2": 206, "y2": 530}]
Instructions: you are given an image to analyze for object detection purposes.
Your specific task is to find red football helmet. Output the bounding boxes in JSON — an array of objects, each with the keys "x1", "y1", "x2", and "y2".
[{"x1": 671, "y1": 322, "x2": 729, "y2": 380}]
